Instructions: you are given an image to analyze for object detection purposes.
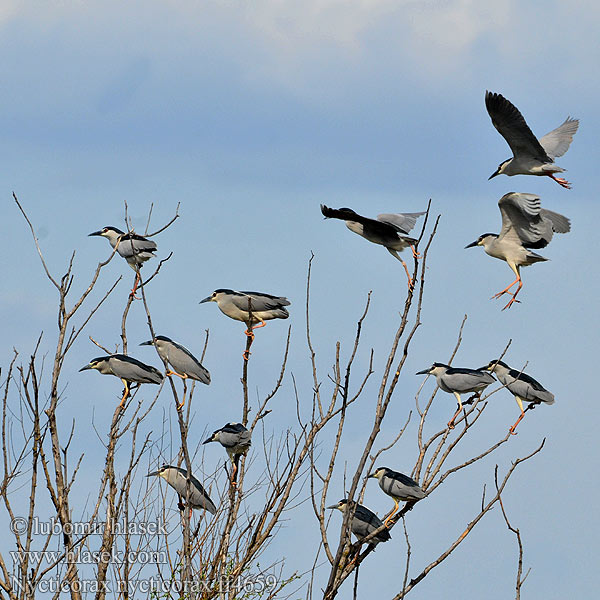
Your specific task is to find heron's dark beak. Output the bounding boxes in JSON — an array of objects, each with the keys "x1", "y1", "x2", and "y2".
[
  {"x1": 79, "y1": 364, "x2": 92, "y2": 372},
  {"x1": 465, "y1": 240, "x2": 479, "y2": 249},
  {"x1": 367, "y1": 472, "x2": 376, "y2": 478},
  {"x1": 415, "y1": 368, "x2": 430, "y2": 375},
  {"x1": 202, "y1": 436, "x2": 213, "y2": 445},
  {"x1": 488, "y1": 170, "x2": 499, "y2": 180},
  {"x1": 326, "y1": 504, "x2": 338, "y2": 510},
  {"x1": 88, "y1": 230, "x2": 103, "y2": 237},
  {"x1": 146, "y1": 471, "x2": 160, "y2": 477},
  {"x1": 199, "y1": 296, "x2": 212, "y2": 304},
  {"x1": 139, "y1": 340, "x2": 154, "y2": 346}
]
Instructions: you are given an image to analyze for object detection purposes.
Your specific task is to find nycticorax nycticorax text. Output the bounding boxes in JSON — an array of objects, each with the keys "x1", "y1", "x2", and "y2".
[
  {"x1": 368, "y1": 467, "x2": 425, "y2": 526},
  {"x1": 204, "y1": 422, "x2": 252, "y2": 484},
  {"x1": 140, "y1": 336, "x2": 210, "y2": 386},
  {"x1": 417, "y1": 363, "x2": 496, "y2": 429},
  {"x1": 79, "y1": 354, "x2": 163, "y2": 407},
  {"x1": 327, "y1": 499, "x2": 391, "y2": 546},
  {"x1": 485, "y1": 91, "x2": 579, "y2": 189},
  {"x1": 481, "y1": 360, "x2": 555, "y2": 435},
  {"x1": 320, "y1": 204, "x2": 425, "y2": 288},
  {"x1": 147, "y1": 465, "x2": 217, "y2": 515},
  {"x1": 89, "y1": 226, "x2": 157, "y2": 294},
  {"x1": 465, "y1": 192, "x2": 571, "y2": 310}
]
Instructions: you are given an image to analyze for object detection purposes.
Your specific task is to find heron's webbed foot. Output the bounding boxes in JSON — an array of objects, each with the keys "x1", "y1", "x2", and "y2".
[
  {"x1": 166, "y1": 370, "x2": 188, "y2": 380},
  {"x1": 491, "y1": 284, "x2": 518, "y2": 300},
  {"x1": 447, "y1": 403, "x2": 464, "y2": 430},
  {"x1": 129, "y1": 272, "x2": 142, "y2": 299},
  {"x1": 501, "y1": 296, "x2": 522, "y2": 311},
  {"x1": 549, "y1": 174, "x2": 571, "y2": 189}
]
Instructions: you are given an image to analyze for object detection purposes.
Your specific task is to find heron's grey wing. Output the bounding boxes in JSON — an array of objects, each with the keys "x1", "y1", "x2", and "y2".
[
  {"x1": 445, "y1": 372, "x2": 494, "y2": 393},
  {"x1": 218, "y1": 431, "x2": 242, "y2": 448},
  {"x1": 109, "y1": 355, "x2": 163, "y2": 383},
  {"x1": 239, "y1": 430, "x2": 252, "y2": 446},
  {"x1": 233, "y1": 292, "x2": 291, "y2": 312},
  {"x1": 539, "y1": 117, "x2": 579, "y2": 159},
  {"x1": 539, "y1": 208, "x2": 571, "y2": 234},
  {"x1": 168, "y1": 341, "x2": 210, "y2": 383},
  {"x1": 387, "y1": 474, "x2": 425, "y2": 500},
  {"x1": 376, "y1": 212, "x2": 426, "y2": 234},
  {"x1": 170, "y1": 340, "x2": 204, "y2": 369},
  {"x1": 117, "y1": 234, "x2": 157, "y2": 258},
  {"x1": 498, "y1": 192, "x2": 551, "y2": 247},
  {"x1": 220, "y1": 429, "x2": 251, "y2": 449},
  {"x1": 506, "y1": 376, "x2": 555, "y2": 404},
  {"x1": 188, "y1": 474, "x2": 217, "y2": 514},
  {"x1": 485, "y1": 92, "x2": 550, "y2": 162}
]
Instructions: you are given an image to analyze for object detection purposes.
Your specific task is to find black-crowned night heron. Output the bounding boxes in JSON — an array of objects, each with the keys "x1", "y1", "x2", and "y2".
[
  {"x1": 200, "y1": 289, "x2": 290, "y2": 359},
  {"x1": 417, "y1": 363, "x2": 496, "y2": 429},
  {"x1": 368, "y1": 467, "x2": 425, "y2": 526},
  {"x1": 481, "y1": 360, "x2": 555, "y2": 435},
  {"x1": 465, "y1": 192, "x2": 571, "y2": 310},
  {"x1": 320, "y1": 204, "x2": 425, "y2": 288},
  {"x1": 79, "y1": 354, "x2": 163, "y2": 407},
  {"x1": 203, "y1": 422, "x2": 252, "y2": 484},
  {"x1": 327, "y1": 499, "x2": 391, "y2": 546},
  {"x1": 89, "y1": 226, "x2": 157, "y2": 294},
  {"x1": 485, "y1": 91, "x2": 579, "y2": 189},
  {"x1": 147, "y1": 465, "x2": 217, "y2": 515},
  {"x1": 140, "y1": 336, "x2": 210, "y2": 388}
]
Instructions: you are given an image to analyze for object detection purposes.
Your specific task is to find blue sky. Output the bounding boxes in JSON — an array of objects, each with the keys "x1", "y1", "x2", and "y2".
[{"x1": 1, "y1": 1, "x2": 599, "y2": 598}]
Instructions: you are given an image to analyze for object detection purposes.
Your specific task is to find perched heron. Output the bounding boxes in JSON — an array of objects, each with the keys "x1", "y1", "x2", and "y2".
[
  {"x1": 466, "y1": 192, "x2": 570, "y2": 310},
  {"x1": 140, "y1": 336, "x2": 210, "y2": 408},
  {"x1": 417, "y1": 363, "x2": 496, "y2": 429},
  {"x1": 201, "y1": 289, "x2": 290, "y2": 358},
  {"x1": 89, "y1": 226, "x2": 157, "y2": 294},
  {"x1": 320, "y1": 204, "x2": 425, "y2": 288},
  {"x1": 203, "y1": 422, "x2": 252, "y2": 484},
  {"x1": 368, "y1": 467, "x2": 425, "y2": 526},
  {"x1": 79, "y1": 354, "x2": 163, "y2": 407},
  {"x1": 481, "y1": 360, "x2": 555, "y2": 435},
  {"x1": 147, "y1": 465, "x2": 217, "y2": 515},
  {"x1": 485, "y1": 91, "x2": 579, "y2": 189},
  {"x1": 327, "y1": 499, "x2": 391, "y2": 546}
]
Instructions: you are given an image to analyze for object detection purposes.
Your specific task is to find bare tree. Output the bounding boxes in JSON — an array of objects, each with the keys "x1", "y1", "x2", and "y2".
[{"x1": 1, "y1": 196, "x2": 544, "y2": 600}]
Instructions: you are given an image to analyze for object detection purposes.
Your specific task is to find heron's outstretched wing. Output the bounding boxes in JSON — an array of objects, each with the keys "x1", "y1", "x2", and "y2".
[
  {"x1": 376, "y1": 212, "x2": 426, "y2": 234},
  {"x1": 320, "y1": 204, "x2": 379, "y2": 226},
  {"x1": 539, "y1": 117, "x2": 579, "y2": 159},
  {"x1": 539, "y1": 208, "x2": 571, "y2": 234},
  {"x1": 498, "y1": 192, "x2": 569, "y2": 249},
  {"x1": 485, "y1": 91, "x2": 550, "y2": 162}
]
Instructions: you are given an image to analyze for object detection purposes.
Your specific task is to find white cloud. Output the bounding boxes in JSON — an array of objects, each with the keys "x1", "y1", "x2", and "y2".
[{"x1": 1, "y1": 0, "x2": 598, "y2": 109}]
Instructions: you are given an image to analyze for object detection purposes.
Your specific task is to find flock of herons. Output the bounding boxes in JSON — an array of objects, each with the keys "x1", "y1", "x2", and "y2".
[{"x1": 78, "y1": 91, "x2": 577, "y2": 548}]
